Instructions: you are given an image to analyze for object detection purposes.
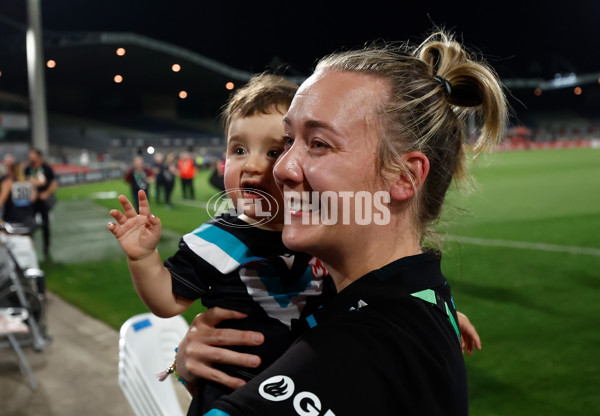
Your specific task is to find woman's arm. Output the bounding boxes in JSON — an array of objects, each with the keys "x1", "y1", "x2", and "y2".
[
  {"x1": 0, "y1": 178, "x2": 12, "y2": 209},
  {"x1": 175, "y1": 307, "x2": 265, "y2": 390},
  {"x1": 39, "y1": 178, "x2": 58, "y2": 201}
]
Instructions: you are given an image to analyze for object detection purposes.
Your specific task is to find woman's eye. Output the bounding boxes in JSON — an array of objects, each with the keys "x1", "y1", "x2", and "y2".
[
  {"x1": 283, "y1": 136, "x2": 294, "y2": 150},
  {"x1": 309, "y1": 140, "x2": 330, "y2": 153}
]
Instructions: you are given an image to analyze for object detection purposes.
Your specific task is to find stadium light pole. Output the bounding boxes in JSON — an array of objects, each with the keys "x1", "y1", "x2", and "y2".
[{"x1": 26, "y1": 0, "x2": 49, "y2": 155}]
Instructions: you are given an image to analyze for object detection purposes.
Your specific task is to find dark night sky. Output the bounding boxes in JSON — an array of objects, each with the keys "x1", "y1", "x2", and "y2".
[
  {"x1": 1, "y1": 0, "x2": 599, "y2": 121},
  {"x1": 1, "y1": 0, "x2": 599, "y2": 79}
]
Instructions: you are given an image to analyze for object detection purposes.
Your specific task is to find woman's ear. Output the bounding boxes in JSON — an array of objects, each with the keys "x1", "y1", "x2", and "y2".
[{"x1": 389, "y1": 151, "x2": 430, "y2": 201}]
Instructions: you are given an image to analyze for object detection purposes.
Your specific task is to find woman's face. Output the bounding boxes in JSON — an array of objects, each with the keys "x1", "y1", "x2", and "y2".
[{"x1": 273, "y1": 70, "x2": 391, "y2": 259}]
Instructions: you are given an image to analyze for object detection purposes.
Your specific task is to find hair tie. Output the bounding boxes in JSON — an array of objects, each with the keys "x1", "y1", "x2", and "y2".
[{"x1": 433, "y1": 75, "x2": 452, "y2": 98}]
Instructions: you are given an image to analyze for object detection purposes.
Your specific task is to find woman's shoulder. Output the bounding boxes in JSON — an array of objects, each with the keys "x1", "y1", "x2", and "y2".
[
  {"x1": 213, "y1": 298, "x2": 467, "y2": 416},
  {"x1": 301, "y1": 293, "x2": 460, "y2": 359}
]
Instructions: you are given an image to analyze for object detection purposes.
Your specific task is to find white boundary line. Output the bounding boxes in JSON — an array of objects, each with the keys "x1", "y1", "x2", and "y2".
[
  {"x1": 89, "y1": 190, "x2": 600, "y2": 257},
  {"x1": 443, "y1": 235, "x2": 600, "y2": 257}
]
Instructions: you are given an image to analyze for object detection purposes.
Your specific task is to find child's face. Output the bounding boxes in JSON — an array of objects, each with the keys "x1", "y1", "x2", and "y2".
[{"x1": 224, "y1": 112, "x2": 286, "y2": 228}]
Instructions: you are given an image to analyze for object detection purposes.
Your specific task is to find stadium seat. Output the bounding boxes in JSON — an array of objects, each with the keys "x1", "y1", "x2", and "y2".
[
  {"x1": 118, "y1": 313, "x2": 190, "y2": 416},
  {"x1": 0, "y1": 307, "x2": 37, "y2": 390}
]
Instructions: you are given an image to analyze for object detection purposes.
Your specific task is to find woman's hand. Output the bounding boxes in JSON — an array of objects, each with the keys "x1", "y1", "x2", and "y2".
[
  {"x1": 175, "y1": 307, "x2": 265, "y2": 390},
  {"x1": 457, "y1": 311, "x2": 482, "y2": 356},
  {"x1": 107, "y1": 190, "x2": 161, "y2": 260}
]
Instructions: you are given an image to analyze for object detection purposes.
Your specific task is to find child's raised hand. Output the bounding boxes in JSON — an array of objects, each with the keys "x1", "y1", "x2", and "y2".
[
  {"x1": 457, "y1": 311, "x2": 482, "y2": 356},
  {"x1": 107, "y1": 190, "x2": 162, "y2": 260}
]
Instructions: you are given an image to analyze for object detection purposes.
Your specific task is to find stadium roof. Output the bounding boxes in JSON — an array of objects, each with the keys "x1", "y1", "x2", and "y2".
[
  {"x1": 0, "y1": 30, "x2": 276, "y2": 133},
  {"x1": 1, "y1": 1, "x2": 600, "y2": 144}
]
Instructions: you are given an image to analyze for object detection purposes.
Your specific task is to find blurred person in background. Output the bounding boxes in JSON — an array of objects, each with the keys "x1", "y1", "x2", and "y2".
[
  {"x1": 162, "y1": 153, "x2": 177, "y2": 208},
  {"x1": 153, "y1": 152, "x2": 168, "y2": 205},
  {"x1": 0, "y1": 161, "x2": 37, "y2": 227},
  {"x1": 208, "y1": 151, "x2": 226, "y2": 192},
  {"x1": 79, "y1": 149, "x2": 90, "y2": 167},
  {"x1": 0, "y1": 154, "x2": 12, "y2": 195},
  {"x1": 2, "y1": 154, "x2": 15, "y2": 176},
  {"x1": 195, "y1": 153, "x2": 205, "y2": 169},
  {"x1": 178, "y1": 150, "x2": 196, "y2": 199},
  {"x1": 124, "y1": 155, "x2": 154, "y2": 212},
  {"x1": 25, "y1": 148, "x2": 58, "y2": 257}
]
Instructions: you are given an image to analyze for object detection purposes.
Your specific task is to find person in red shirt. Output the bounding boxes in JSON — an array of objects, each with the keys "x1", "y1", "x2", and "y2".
[{"x1": 178, "y1": 151, "x2": 196, "y2": 199}]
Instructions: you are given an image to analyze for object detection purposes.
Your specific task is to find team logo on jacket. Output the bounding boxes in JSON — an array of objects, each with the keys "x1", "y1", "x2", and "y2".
[
  {"x1": 259, "y1": 375, "x2": 295, "y2": 401},
  {"x1": 258, "y1": 375, "x2": 336, "y2": 415},
  {"x1": 308, "y1": 257, "x2": 328, "y2": 278}
]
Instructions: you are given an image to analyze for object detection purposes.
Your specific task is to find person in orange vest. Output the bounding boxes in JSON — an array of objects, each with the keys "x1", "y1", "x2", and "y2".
[{"x1": 178, "y1": 151, "x2": 196, "y2": 199}]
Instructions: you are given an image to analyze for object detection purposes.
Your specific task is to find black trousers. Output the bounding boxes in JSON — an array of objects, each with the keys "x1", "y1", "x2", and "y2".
[
  {"x1": 33, "y1": 199, "x2": 51, "y2": 255},
  {"x1": 156, "y1": 179, "x2": 175, "y2": 205},
  {"x1": 181, "y1": 178, "x2": 195, "y2": 199},
  {"x1": 155, "y1": 178, "x2": 166, "y2": 203},
  {"x1": 165, "y1": 181, "x2": 174, "y2": 205}
]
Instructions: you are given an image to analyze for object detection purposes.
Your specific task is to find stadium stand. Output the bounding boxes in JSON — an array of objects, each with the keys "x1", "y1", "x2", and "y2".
[{"x1": 1, "y1": 30, "x2": 599, "y2": 170}]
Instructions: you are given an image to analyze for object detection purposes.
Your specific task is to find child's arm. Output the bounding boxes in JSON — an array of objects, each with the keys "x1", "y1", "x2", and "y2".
[
  {"x1": 457, "y1": 311, "x2": 482, "y2": 356},
  {"x1": 108, "y1": 190, "x2": 192, "y2": 317}
]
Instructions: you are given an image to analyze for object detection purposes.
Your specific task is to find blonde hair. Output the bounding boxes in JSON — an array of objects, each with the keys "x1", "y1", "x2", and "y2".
[
  {"x1": 10, "y1": 162, "x2": 26, "y2": 182},
  {"x1": 315, "y1": 31, "x2": 508, "y2": 241},
  {"x1": 221, "y1": 72, "x2": 298, "y2": 138}
]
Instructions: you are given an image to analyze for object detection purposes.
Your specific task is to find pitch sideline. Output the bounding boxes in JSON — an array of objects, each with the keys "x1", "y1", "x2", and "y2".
[{"x1": 443, "y1": 235, "x2": 600, "y2": 257}]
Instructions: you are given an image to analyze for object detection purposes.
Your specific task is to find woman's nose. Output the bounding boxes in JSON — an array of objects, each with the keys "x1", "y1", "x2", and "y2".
[{"x1": 274, "y1": 145, "x2": 303, "y2": 186}]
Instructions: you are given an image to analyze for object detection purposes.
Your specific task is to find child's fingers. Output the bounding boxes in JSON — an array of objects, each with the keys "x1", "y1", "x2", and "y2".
[
  {"x1": 147, "y1": 213, "x2": 161, "y2": 228},
  {"x1": 196, "y1": 307, "x2": 249, "y2": 327},
  {"x1": 467, "y1": 324, "x2": 482, "y2": 351},
  {"x1": 138, "y1": 190, "x2": 151, "y2": 216},
  {"x1": 474, "y1": 334, "x2": 482, "y2": 350},
  {"x1": 118, "y1": 194, "x2": 138, "y2": 217},
  {"x1": 146, "y1": 214, "x2": 162, "y2": 235},
  {"x1": 107, "y1": 221, "x2": 118, "y2": 234},
  {"x1": 109, "y1": 209, "x2": 127, "y2": 225}
]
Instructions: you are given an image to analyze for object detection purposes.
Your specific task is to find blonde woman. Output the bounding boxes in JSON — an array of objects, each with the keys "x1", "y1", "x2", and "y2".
[
  {"x1": 0, "y1": 162, "x2": 37, "y2": 227},
  {"x1": 179, "y1": 31, "x2": 502, "y2": 415}
]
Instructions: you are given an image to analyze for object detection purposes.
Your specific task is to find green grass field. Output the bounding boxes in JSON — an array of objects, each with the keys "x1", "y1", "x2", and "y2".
[{"x1": 44, "y1": 149, "x2": 600, "y2": 415}]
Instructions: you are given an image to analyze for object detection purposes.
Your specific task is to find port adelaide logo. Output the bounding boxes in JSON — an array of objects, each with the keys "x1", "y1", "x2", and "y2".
[
  {"x1": 259, "y1": 375, "x2": 295, "y2": 401},
  {"x1": 259, "y1": 375, "x2": 336, "y2": 415}
]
